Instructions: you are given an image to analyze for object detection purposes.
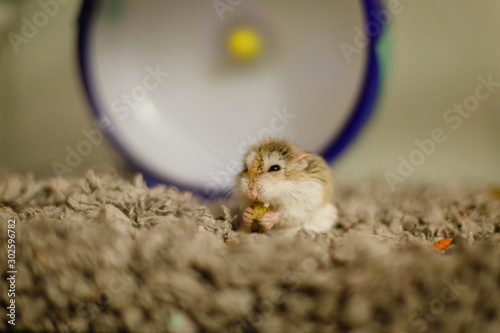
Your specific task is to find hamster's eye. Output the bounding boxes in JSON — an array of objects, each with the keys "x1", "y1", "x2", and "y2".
[
  {"x1": 268, "y1": 165, "x2": 281, "y2": 172},
  {"x1": 243, "y1": 166, "x2": 248, "y2": 173}
]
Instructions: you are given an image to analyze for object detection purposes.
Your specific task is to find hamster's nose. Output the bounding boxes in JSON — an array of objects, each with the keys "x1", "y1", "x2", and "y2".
[{"x1": 248, "y1": 187, "x2": 259, "y2": 200}]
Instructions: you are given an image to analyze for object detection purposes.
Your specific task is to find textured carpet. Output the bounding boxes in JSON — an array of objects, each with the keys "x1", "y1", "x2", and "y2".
[{"x1": 0, "y1": 170, "x2": 499, "y2": 332}]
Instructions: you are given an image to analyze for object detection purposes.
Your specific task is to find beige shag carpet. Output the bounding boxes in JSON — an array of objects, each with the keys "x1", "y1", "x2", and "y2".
[{"x1": 1, "y1": 170, "x2": 500, "y2": 332}]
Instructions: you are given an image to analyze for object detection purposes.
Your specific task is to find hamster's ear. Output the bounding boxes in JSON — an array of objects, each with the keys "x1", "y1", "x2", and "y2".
[{"x1": 293, "y1": 151, "x2": 310, "y2": 170}]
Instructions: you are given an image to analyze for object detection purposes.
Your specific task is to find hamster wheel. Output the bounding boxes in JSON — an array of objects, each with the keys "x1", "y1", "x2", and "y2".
[{"x1": 78, "y1": 0, "x2": 386, "y2": 197}]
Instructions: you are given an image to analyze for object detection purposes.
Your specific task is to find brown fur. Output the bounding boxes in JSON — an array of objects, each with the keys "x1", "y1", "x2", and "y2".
[{"x1": 241, "y1": 138, "x2": 334, "y2": 204}]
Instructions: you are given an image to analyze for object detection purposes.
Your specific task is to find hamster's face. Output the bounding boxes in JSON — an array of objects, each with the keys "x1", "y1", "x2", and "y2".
[{"x1": 235, "y1": 149, "x2": 298, "y2": 204}]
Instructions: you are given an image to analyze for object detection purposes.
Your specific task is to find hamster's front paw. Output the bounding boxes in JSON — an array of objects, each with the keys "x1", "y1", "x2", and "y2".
[
  {"x1": 242, "y1": 207, "x2": 254, "y2": 229},
  {"x1": 259, "y1": 211, "x2": 283, "y2": 231}
]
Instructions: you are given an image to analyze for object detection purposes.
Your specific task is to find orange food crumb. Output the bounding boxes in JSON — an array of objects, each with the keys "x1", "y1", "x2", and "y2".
[
  {"x1": 432, "y1": 238, "x2": 452, "y2": 251},
  {"x1": 224, "y1": 240, "x2": 233, "y2": 245}
]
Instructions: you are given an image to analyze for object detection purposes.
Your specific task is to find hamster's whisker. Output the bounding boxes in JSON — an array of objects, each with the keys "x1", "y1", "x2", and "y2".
[
  {"x1": 198, "y1": 143, "x2": 240, "y2": 173},
  {"x1": 220, "y1": 187, "x2": 236, "y2": 200}
]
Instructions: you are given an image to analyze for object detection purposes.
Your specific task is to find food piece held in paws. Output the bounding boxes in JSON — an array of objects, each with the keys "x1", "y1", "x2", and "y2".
[
  {"x1": 252, "y1": 201, "x2": 269, "y2": 221},
  {"x1": 235, "y1": 137, "x2": 338, "y2": 233},
  {"x1": 248, "y1": 201, "x2": 269, "y2": 232}
]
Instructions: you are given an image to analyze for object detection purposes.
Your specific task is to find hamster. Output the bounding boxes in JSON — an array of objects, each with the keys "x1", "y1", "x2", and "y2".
[{"x1": 235, "y1": 137, "x2": 338, "y2": 233}]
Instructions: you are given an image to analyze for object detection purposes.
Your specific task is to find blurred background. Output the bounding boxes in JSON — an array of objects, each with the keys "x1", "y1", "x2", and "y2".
[{"x1": 0, "y1": 0, "x2": 499, "y2": 188}]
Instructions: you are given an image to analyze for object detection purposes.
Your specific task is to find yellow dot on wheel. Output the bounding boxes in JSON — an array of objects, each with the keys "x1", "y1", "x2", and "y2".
[{"x1": 226, "y1": 27, "x2": 263, "y2": 62}]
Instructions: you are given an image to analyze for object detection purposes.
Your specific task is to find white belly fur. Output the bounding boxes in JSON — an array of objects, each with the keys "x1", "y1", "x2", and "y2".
[{"x1": 272, "y1": 203, "x2": 338, "y2": 233}]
